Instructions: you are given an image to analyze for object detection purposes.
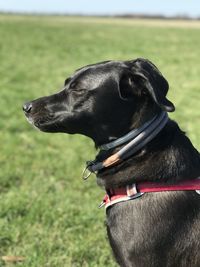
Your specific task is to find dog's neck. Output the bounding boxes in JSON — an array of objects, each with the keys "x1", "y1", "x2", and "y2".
[
  {"x1": 95, "y1": 120, "x2": 200, "y2": 189},
  {"x1": 92, "y1": 99, "x2": 160, "y2": 148},
  {"x1": 85, "y1": 112, "x2": 168, "y2": 175},
  {"x1": 98, "y1": 112, "x2": 166, "y2": 151}
]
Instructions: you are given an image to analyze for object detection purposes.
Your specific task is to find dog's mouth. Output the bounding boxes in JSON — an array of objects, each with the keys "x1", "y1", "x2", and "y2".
[
  {"x1": 25, "y1": 113, "x2": 58, "y2": 130},
  {"x1": 34, "y1": 118, "x2": 53, "y2": 128}
]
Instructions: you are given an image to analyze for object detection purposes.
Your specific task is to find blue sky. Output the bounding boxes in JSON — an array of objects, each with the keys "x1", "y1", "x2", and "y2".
[{"x1": 0, "y1": 0, "x2": 199, "y2": 18}]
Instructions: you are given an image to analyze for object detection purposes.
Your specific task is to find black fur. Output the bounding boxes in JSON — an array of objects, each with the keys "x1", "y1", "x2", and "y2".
[{"x1": 23, "y1": 58, "x2": 200, "y2": 267}]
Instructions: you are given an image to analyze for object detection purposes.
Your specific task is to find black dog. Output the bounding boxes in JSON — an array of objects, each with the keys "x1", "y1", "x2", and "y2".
[{"x1": 23, "y1": 59, "x2": 200, "y2": 267}]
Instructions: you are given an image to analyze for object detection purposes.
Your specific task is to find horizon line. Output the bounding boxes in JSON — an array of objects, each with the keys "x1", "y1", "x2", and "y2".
[{"x1": 0, "y1": 11, "x2": 199, "y2": 20}]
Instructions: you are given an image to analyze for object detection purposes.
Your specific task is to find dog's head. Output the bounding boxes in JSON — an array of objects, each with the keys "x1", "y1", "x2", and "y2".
[{"x1": 23, "y1": 58, "x2": 175, "y2": 146}]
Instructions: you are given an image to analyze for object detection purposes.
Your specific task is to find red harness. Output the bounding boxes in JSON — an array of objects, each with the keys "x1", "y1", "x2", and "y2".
[{"x1": 100, "y1": 178, "x2": 200, "y2": 209}]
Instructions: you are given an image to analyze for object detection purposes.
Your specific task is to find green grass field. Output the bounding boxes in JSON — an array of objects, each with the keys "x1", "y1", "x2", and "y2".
[{"x1": 0, "y1": 15, "x2": 200, "y2": 267}]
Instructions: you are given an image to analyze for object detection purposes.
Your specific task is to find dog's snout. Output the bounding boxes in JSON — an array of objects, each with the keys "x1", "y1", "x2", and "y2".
[{"x1": 23, "y1": 102, "x2": 32, "y2": 113}]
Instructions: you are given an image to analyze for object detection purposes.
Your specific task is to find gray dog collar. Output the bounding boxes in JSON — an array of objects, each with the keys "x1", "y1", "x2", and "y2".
[
  {"x1": 83, "y1": 111, "x2": 168, "y2": 179},
  {"x1": 99, "y1": 114, "x2": 158, "y2": 151}
]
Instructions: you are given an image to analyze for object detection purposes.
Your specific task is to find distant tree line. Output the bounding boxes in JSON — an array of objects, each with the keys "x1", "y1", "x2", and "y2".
[
  {"x1": 113, "y1": 14, "x2": 199, "y2": 20},
  {"x1": 0, "y1": 11, "x2": 199, "y2": 20}
]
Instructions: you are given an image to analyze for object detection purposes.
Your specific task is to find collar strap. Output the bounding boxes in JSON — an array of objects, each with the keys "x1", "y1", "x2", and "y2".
[
  {"x1": 84, "y1": 111, "x2": 168, "y2": 177},
  {"x1": 100, "y1": 178, "x2": 200, "y2": 209},
  {"x1": 99, "y1": 114, "x2": 157, "y2": 151}
]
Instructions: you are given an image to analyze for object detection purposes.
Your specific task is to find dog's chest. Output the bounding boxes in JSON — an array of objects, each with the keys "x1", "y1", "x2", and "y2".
[{"x1": 105, "y1": 192, "x2": 200, "y2": 267}]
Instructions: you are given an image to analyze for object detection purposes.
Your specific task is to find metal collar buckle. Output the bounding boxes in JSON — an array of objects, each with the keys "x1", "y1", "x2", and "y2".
[
  {"x1": 98, "y1": 201, "x2": 106, "y2": 209},
  {"x1": 82, "y1": 161, "x2": 95, "y2": 180}
]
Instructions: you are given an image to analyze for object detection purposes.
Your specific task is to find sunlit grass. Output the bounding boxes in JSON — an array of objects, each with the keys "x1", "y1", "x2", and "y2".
[{"x1": 0, "y1": 15, "x2": 200, "y2": 267}]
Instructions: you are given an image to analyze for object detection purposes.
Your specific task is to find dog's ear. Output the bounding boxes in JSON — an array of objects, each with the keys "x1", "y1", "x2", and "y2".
[{"x1": 119, "y1": 59, "x2": 175, "y2": 112}]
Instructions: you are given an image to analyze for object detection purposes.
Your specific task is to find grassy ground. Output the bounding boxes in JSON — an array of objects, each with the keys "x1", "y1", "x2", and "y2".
[{"x1": 0, "y1": 15, "x2": 200, "y2": 267}]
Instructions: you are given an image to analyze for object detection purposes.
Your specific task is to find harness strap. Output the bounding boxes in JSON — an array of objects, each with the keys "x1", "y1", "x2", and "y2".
[{"x1": 100, "y1": 178, "x2": 200, "y2": 209}]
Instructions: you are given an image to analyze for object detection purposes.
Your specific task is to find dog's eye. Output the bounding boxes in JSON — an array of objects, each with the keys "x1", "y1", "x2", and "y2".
[
  {"x1": 73, "y1": 89, "x2": 86, "y2": 95},
  {"x1": 70, "y1": 82, "x2": 77, "y2": 89}
]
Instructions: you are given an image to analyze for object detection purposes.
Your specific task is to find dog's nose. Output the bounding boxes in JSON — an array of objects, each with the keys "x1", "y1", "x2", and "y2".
[{"x1": 23, "y1": 102, "x2": 32, "y2": 113}]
